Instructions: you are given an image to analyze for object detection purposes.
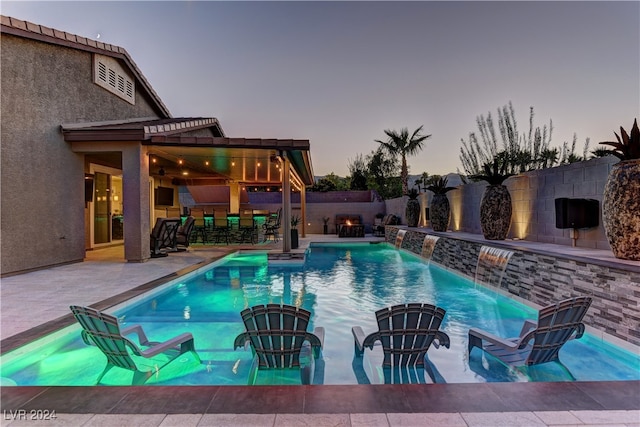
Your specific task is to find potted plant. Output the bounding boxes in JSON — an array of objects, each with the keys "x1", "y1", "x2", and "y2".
[
  {"x1": 405, "y1": 188, "x2": 421, "y2": 227},
  {"x1": 291, "y1": 215, "x2": 300, "y2": 249},
  {"x1": 472, "y1": 155, "x2": 514, "y2": 240},
  {"x1": 599, "y1": 118, "x2": 640, "y2": 260},
  {"x1": 322, "y1": 216, "x2": 330, "y2": 235},
  {"x1": 426, "y1": 176, "x2": 457, "y2": 232}
]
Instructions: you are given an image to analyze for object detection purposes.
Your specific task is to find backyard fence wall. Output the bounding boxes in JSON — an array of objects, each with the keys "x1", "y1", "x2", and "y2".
[
  {"x1": 385, "y1": 226, "x2": 640, "y2": 347},
  {"x1": 388, "y1": 156, "x2": 617, "y2": 251},
  {"x1": 180, "y1": 190, "x2": 386, "y2": 234}
]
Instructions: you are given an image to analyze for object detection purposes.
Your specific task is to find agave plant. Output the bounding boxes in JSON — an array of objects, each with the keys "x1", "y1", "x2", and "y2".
[
  {"x1": 471, "y1": 155, "x2": 514, "y2": 185},
  {"x1": 599, "y1": 119, "x2": 640, "y2": 160},
  {"x1": 405, "y1": 188, "x2": 421, "y2": 227},
  {"x1": 426, "y1": 176, "x2": 457, "y2": 195},
  {"x1": 426, "y1": 176, "x2": 457, "y2": 232},
  {"x1": 599, "y1": 119, "x2": 640, "y2": 260},
  {"x1": 472, "y1": 156, "x2": 514, "y2": 240}
]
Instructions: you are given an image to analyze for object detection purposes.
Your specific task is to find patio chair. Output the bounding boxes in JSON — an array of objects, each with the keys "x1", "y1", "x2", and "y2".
[
  {"x1": 212, "y1": 209, "x2": 230, "y2": 244},
  {"x1": 175, "y1": 216, "x2": 195, "y2": 251},
  {"x1": 238, "y1": 210, "x2": 257, "y2": 244},
  {"x1": 373, "y1": 214, "x2": 397, "y2": 237},
  {"x1": 70, "y1": 305, "x2": 200, "y2": 385},
  {"x1": 468, "y1": 296, "x2": 592, "y2": 368},
  {"x1": 351, "y1": 303, "x2": 450, "y2": 384},
  {"x1": 150, "y1": 217, "x2": 181, "y2": 257},
  {"x1": 190, "y1": 208, "x2": 208, "y2": 244},
  {"x1": 234, "y1": 304, "x2": 325, "y2": 385},
  {"x1": 262, "y1": 208, "x2": 281, "y2": 242}
]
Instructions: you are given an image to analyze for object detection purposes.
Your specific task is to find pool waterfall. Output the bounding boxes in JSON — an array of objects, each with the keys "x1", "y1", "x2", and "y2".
[
  {"x1": 420, "y1": 234, "x2": 440, "y2": 263},
  {"x1": 394, "y1": 229, "x2": 406, "y2": 248},
  {"x1": 474, "y1": 245, "x2": 514, "y2": 288}
]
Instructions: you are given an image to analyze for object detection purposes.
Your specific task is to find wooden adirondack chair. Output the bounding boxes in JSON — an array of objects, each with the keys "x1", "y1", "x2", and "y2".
[
  {"x1": 234, "y1": 304, "x2": 324, "y2": 385},
  {"x1": 70, "y1": 305, "x2": 200, "y2": 385},
  {"x1": 351, "y1": 303, "x2": 450, "y2": 384},
  {"x1": 468, "y1": 296, "x2": 592, "y2": 367}
]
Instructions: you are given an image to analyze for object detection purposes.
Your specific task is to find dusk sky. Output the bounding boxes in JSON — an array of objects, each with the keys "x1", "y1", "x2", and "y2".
[{"x1": 3, "y1": 1, "x2": 639, "y2": 177}]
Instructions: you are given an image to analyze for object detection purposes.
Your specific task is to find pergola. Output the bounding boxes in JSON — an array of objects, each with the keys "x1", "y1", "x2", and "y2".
[{"x1": 62, "y1": 117, "x2": 314, "y2": 261}]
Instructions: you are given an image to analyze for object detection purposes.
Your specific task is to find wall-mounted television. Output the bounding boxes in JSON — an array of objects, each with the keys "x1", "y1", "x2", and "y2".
[
  {"x1": 154, "y1": 186, "x2": 174, "y2": 206},
  {"x1": 555, "y1": 198, "x2": 599, "y2": 229}
]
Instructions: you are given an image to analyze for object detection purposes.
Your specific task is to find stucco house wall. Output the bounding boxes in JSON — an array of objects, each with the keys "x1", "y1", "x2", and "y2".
[{"x1": 1, "y1": 33, "x2": 163, "y2": 274}]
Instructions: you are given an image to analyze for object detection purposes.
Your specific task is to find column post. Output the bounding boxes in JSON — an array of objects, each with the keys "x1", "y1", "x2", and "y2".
[{"x1": 122, "y1": 144, "x2": 150, "y2": 262}]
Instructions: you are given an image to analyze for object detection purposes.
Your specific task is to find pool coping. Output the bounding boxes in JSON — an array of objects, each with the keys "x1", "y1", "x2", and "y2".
[{"x1": 2, "y1": 381, "x2": 639, "y2": 414}]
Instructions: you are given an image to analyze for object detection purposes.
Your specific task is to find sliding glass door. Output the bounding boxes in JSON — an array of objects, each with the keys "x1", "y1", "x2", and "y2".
[
  {"x1": 93, "y1": 172, "x2": 111, "y2": 244},
  {"x1": 90, "y1": 165, "x2": 124, "y2": 246}
]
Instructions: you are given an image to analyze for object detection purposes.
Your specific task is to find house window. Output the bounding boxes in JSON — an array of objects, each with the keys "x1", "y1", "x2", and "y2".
[{"x1": 93, "y1": 54, "x2": 135, "y2": 105}]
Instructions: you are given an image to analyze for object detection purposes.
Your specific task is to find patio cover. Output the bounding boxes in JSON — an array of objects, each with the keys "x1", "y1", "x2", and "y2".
[{"x1": 63, "y1": 117, "x2": 313, "y2": 256}]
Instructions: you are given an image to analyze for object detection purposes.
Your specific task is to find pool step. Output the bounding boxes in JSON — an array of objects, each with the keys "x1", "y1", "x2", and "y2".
[{"x1": 267, "y1": 250, "x2": 306, "y2": 265}]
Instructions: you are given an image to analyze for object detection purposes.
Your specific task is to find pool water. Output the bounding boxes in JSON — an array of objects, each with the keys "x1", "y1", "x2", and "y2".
[{"x1": 2, "y1": 243, "x2": 638, "y2": 386}]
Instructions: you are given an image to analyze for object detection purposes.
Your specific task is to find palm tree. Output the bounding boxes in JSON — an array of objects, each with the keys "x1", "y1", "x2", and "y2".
[{"x1": 376, "y1": 126, "x2": 431, "y2": 195}]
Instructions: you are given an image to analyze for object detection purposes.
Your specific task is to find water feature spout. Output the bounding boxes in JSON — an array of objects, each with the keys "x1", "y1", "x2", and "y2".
[
  {"x1": 475, "y1": 246, "x2": 514, "y2": 289},
  {"x1": 395, "y1": 229, "x2": 407, "y2": 249},
  {"x1": 421, "y1": 235, "x2": 440, "y2": 263}
]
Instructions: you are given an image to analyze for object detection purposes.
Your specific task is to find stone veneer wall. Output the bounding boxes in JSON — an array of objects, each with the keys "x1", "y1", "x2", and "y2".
[{"x1": 386, "y1": 226, "x2": 640, "y2": 347}]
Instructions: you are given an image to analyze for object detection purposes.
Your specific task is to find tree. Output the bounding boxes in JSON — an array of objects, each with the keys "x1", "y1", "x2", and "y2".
[
  {"x1": 376, "y1": 126, "x2": 431, "y2": 195},
  {"x1": 366, "y1": 147, "x2": 402, "y2": 199},
  {"x1": 310, "y1": 172, "x2": 348, "y2": 192},
  {"x1": 459, "y1": 102, "x2": 553, "y2": 177},
  {"x1": 460, "y1": 102, "x2": 592, "y2": 178},
  {"x1": 414, "y1": 171, "x2": 430, "y2": 192},
  {"x1": 348, "y1": 154, "x2": 369, "y2": 190},
  {"x1": 324, "y1": 172, "x2": 349, "y2": 190},
  {"x1": 312, "y1": 177, "x2": 337, "y2": 192},
  {"x1": 560, "y1": 134, "x2": 591, "y2": 164}
]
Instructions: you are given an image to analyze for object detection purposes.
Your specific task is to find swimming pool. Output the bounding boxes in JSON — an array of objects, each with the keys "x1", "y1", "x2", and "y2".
[{"x1": 2, "y1": 243, "x2": 638, "y2": 386}]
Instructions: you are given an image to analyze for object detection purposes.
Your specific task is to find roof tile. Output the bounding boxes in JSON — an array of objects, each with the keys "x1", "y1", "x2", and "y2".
[
  {"x1": 10, "y1": 17, "x2": 27, "y2": 31},
  {"x1": 26, "y1": 21, "x2": 41, "y2": 33},
  {"x1": 40, "y1": 25, "x2": 54, "y2": 37}
]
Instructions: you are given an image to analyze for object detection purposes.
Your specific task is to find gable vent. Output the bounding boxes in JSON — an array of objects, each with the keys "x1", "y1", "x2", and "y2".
[{"x1": 93, "y1": 54, "x2": 135, "y2": 105}]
